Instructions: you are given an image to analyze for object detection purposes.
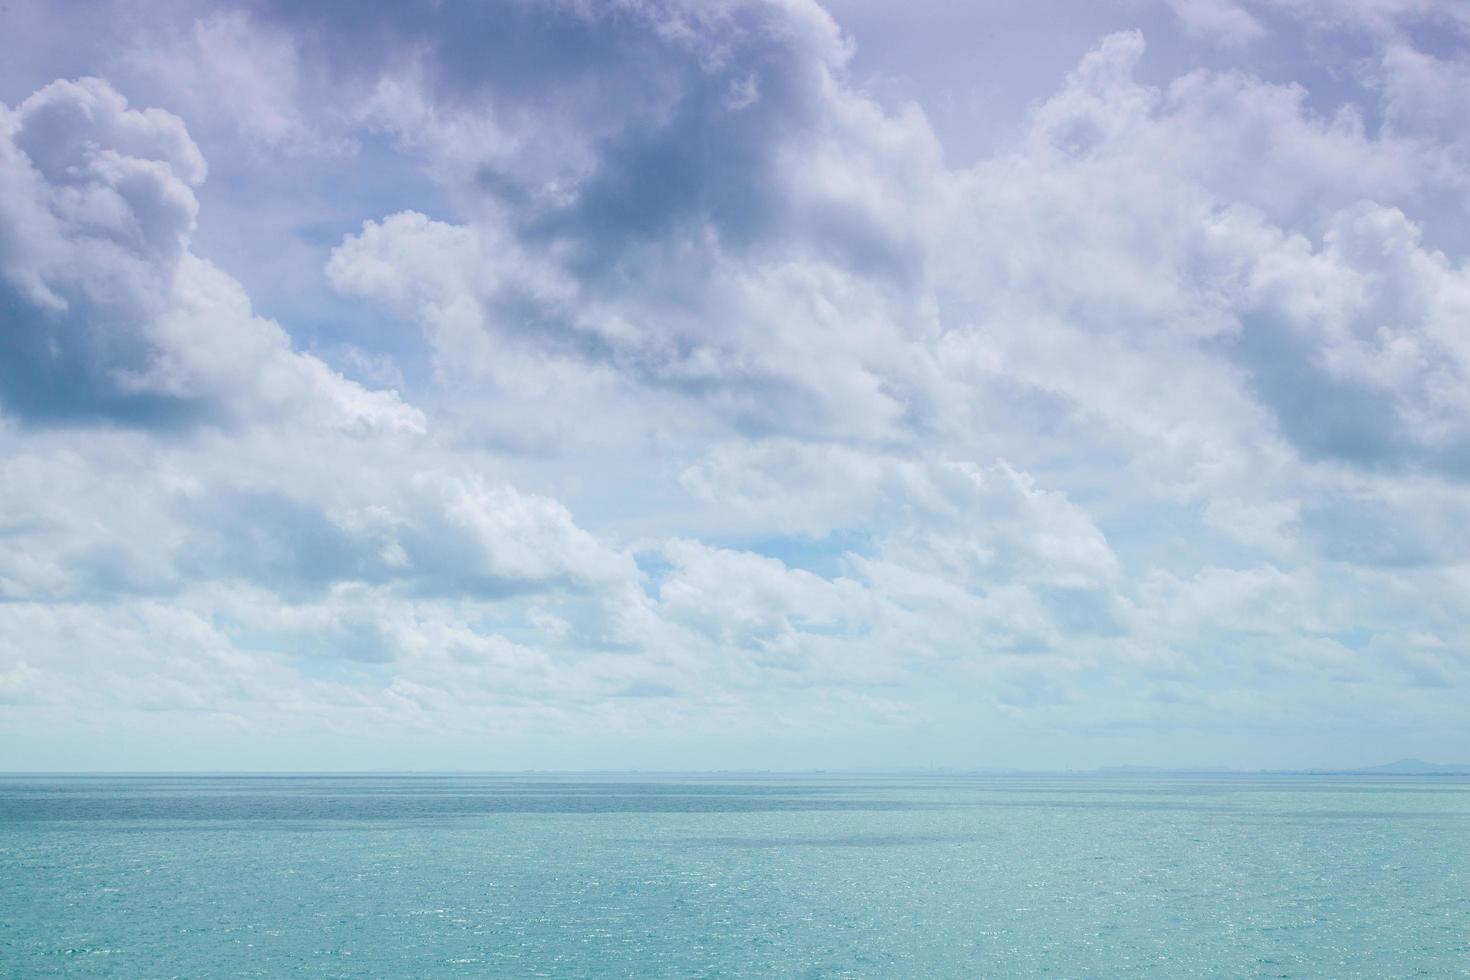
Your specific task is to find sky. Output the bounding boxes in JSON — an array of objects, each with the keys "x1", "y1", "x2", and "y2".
[{"x1": 2, "y1": 0, "x2": 1469, "y2": 772}]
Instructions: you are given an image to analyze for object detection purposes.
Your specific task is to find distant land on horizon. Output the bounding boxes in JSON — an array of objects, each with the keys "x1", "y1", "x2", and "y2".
[
  {"x1": 1077, "y1": 759, "x2": 1470, "y2": 776},
  {"x1": 1337, "y1": 758, "x2": 1470, "y2": 775}
]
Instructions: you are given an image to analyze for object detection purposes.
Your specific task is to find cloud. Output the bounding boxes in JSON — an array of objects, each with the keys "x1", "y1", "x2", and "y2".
[
  {"x1": 4, "y1": 2, "x2": 1470, "y2": 765},
  {"x1": 317, "y1": 0, "x2": 943, "y2": 446},
  {"x1": 1165, "y1": 0, "x2": 1267, "y2": 44},
  {"x1": 0, "y1": 77, "x2": 205, "y2": 424},
  {"x1": 683, "y1": 443, "x2": 1118, "y2": 588},
  {"x1": 0, "y1": 77, "x2": 421, "y2": 434},
  {"x1": 0, "y1": 428, "x2": 635, "y2": 605},
  {"x1": 124, "y1": 11, "x2": 349, "y2": 158},
  {"x1": 1264, "y1": 0, "x2": 1470, "y2": 36},
  {"x1": 1227, "y1": 202, "x2": 1470, "y2": 473}
]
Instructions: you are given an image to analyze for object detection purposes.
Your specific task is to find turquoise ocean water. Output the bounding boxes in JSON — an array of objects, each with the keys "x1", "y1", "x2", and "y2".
[{"x1": 2, "y1": 773, "x2": 1467, "y2": 977}]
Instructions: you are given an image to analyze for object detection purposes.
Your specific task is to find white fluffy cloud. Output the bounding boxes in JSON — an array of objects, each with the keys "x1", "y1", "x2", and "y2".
[
  {"x1": 3, "y1": 0, "x2": 1470, "y2": 768},
  {"x1": 0, "y1": 77, "x2": 421, "y2": 434}
]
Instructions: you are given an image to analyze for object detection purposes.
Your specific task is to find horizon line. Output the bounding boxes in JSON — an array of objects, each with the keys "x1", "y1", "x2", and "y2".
[{"x1": 3, "y1": 761, "x2": 1468, "y2": 777}]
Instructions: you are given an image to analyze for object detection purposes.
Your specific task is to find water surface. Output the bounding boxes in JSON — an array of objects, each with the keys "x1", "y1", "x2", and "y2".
[{"x1": 2, "y1": 773, "x2": 1466, "y2": 976}]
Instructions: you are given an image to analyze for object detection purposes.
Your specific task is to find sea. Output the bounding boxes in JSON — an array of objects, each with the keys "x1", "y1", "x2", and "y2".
[{"x1": 1, "y1": 773, "x2": 1466, "y2": 977}]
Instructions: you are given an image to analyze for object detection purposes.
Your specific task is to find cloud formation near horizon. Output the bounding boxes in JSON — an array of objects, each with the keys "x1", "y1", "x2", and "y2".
[{"x1": 2, "y1": 0, "x2": 1469, "y2": 769}]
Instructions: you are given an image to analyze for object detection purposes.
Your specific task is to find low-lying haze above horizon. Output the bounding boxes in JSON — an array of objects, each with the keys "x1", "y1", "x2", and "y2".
[{"x1": 3, "y1": 0, "x2": 1469, "y2": 772}]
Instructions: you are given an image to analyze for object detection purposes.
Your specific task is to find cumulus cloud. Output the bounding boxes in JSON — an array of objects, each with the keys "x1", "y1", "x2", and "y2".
[
  {"x1": 315, "y1": 0, "x2": 944, "y2": 446},
  {"x1": 3, "y1": 0, "x2": 1470, "y2": 767},
  {"x1": 0, "y1": 77, "x2": 420, "y2": 434},
  {"x1": 0, "y1": 78, "x2": 205, "y2": 422}
]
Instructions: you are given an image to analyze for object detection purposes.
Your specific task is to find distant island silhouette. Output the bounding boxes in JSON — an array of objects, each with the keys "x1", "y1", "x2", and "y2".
[
  {"x1": 1091, "y1": 759, "x2": 1470, "y2": 776},
  {"x1": 1340, "y1": 759, "x2": 1470, "y2": 775}
]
